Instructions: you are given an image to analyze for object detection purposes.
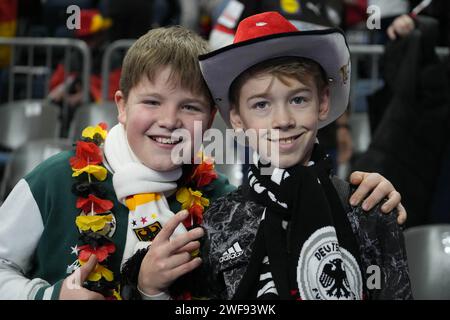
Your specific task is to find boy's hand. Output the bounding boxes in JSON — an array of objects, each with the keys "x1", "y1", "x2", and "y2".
[
  {"x1": 349, "y1": 171, "x2": 406, "y2": 225},
  {"x1": 59, "y1": 255, "x2": 105, "y2": 300},
  {"x1": 138, "y1": 210, "x2": 203, "y2": 296}
]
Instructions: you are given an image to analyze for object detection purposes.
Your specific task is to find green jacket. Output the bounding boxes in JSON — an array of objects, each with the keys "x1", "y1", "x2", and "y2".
[{"x1": 0, "y1": 151, "x2": 235, "y2": 299}]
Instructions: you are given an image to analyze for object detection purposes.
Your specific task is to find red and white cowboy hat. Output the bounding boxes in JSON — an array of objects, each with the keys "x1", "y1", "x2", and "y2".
[{"x1": 199, "y1": 11, "x2": 351, "y2": 129}]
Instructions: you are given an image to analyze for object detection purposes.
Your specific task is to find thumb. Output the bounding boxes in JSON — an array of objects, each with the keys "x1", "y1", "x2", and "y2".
[{"x1": 79, "y1": 254, "x2": 98, "y2": 283}]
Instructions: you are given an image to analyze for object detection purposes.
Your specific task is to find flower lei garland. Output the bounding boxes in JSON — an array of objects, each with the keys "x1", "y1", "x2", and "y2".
[
  {"x1": 176, "y1": 153, "x2": 218, "y2": 229},
  {"x1": 172, "y1": 153, "x2": 218, "y2": 300},
  {"x1": 70, "y1": 122, "x2": 120, "y2": 299},
  {"x1": 70, "y1": 123, "x2": 218, "y2": 299}
]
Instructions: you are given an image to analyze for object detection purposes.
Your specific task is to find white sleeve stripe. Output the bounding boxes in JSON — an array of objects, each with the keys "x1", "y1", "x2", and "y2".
[
  {"x1": 43, "y1": 286, "x2": 54, "y2": 300},
  {"x1": 0, "y1": 261, "x2": 50, "y2": 299}
]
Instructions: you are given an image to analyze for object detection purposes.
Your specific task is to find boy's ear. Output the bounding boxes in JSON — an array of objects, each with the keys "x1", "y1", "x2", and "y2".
[
  {"x1": 318, "y1": 87, "x2": 330, "y2": 121},
  {"x1": 115, "y1": 90, "x2": 127, "y2": 125},
  {"x1": 230, "y1": 106, "x2": 244, "y2": 130}
]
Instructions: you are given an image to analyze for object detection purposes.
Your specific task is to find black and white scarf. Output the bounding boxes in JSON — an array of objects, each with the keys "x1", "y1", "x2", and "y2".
[{"x1": 235, "y1": 144, "x2": 364, "y2": 300}]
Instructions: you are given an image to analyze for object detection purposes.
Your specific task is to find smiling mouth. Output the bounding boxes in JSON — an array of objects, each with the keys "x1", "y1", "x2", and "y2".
[
  {"x1": 148, "y1": 135, "x2": 183, "y2": 145},
  {"x1": 267, "y1": 133, "x2": 302, "y2": 144}
]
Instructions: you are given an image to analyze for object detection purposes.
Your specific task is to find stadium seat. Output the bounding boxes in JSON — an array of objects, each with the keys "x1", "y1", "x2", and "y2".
[
  {"x1": 404, "y1": 224, "x2": 450, "y2": 299},
  {"x1": 0, "y1": 100, "x2": 60, "y2": 150},
  {"x1": 68, "y1": 102, "x2": 118, "y2": 141},
  {"x1": 0, "y1": 138, "x2": 72, "y2": 201}
]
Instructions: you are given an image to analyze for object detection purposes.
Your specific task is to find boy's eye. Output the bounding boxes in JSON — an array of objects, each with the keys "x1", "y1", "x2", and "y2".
[
  {"x1": 252, "y1": 101, "x2": 269, "y2": 110},
  {"x1": 290, "y1": 96, "x2": 306, "y2": 105},
  {"x1": 143, "y1": 100, "x2": 160, "y2": 106},
  {"x1": 181, "y1": 104, "x2": 201, "y2": 112}
]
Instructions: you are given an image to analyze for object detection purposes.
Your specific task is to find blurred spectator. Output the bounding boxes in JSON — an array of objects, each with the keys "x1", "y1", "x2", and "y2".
[
  {"x1": 386, "y1": 1, "x2": 450, "y2": 224},
  {"x1": 386, "y1": 13, "x2": 415, "y2": 40},
  {"x1": 179, "y1": 0, "x2": 200, "y2": 32},
  {"x1": 0, "y1": 0, "x2": 17, "y2": 174},
  {"x1": 42, "y1": 0, "x2": 99, "y2": 37},
  {"x1": 367, "y1": 0, "x2": 410, "y2": 44},
  {"x1": 408, "y1": 0, "x2": 449, "y2": 47},
  {"x1": 354, "y1": 14, "x2": 450, "y2": 227},
  {"x1": 0, "y1": 0, "x2": 18, "y2": 105},
  {"x1": 0, "y1": 0, "x2": 17, "y2": 68},
  {"x1": 203, "y1": 0, "x2": 227, "y2": 25},
  {"x1": 48, "y1": 9, "x2": 120, "y2": 135},
  {"x1": 209, "y1": 0, "x2": 343, "y2": 50},
  {"x1": 0, "y1": 0, "x2": 18, "y2": 104},
  {"x1": 15, "y1": 0, "x2": 43, "y2": 37},
  {"x1": 343, "y1": 0, "x2": 367, "y2": 30},
  {"x1": 105, "y1": 0, "x2": 153, "y2": 41}
]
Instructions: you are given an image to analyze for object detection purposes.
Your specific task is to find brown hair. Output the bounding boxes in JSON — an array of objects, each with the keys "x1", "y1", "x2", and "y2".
[
  {"x1": 120, "y1": 26, "x2": 213, "y2": 106},
  {"x1": 229, "y1": 56, "x2": 329, "y2": 109}
]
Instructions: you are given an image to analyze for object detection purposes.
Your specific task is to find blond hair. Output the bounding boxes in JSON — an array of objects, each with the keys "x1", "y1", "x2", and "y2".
[
  {"x1": 229, "y1": 57, "x2": 328, "y2": 108},
  {"x1": 120, "y1": 26, "x2": 213, "y2": 105}
]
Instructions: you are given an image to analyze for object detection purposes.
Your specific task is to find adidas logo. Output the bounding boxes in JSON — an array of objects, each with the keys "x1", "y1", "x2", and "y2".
[{"x1": 219, "y1": 242, "x2": 243, "y2": 263}]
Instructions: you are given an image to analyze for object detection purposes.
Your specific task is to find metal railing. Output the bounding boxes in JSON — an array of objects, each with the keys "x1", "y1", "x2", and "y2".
[
  {"x1": 2, "y1": 37, "x2": 448, "y2": 106},
  {"x1": 347, "y1": 44, "x2": 449, "y2": 154},
  {"x1": 101, "y1": 39, "x2": 135, "y2": 102},
  {"x1": 100, "y1": 40, "x2": 449, "y2": 104},
  {"x1": 0, "y1": 37, "x2": 91, "y2": 104},
  {"x1": 348, "y1": 44, "x2": 449, "y2": 109}
]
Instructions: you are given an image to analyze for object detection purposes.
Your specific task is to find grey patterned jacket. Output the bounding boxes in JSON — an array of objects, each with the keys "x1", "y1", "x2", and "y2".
[{"x1": 196, "y1": 176, "x2": 413, "y2": 300}]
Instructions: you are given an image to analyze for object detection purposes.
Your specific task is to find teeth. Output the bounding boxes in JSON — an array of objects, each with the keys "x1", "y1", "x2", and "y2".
[
  {"x1": 267, "y1": 134, "x2": 301, "y2": 144},
  {"x1": 280, "y1": 138, "x2": 293, "y2": 144},
  {"x1": 152, "y1": 137, "x2": 180, "y2": 144}
]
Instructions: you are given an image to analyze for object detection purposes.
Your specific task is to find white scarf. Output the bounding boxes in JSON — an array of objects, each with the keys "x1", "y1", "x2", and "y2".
[{"x1": 104, "y1": 124, "x2": 187, "y2": 268}]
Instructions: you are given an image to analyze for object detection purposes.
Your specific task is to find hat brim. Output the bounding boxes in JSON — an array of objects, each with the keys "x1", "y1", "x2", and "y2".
[{"x1": 199, "y1": 29, "x2": 350, "y2": 129}]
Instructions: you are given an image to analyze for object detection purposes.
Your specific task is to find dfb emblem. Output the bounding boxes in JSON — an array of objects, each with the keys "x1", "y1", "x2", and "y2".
[
  {"x1": 297, "y1": 226, "x2": 362, "y2": 300},
  {"x1": 319, "y1": 258, "x2": 352, "y2": 298},
  {"x1": 133, "y1": 221, "x2": 162, "y2": 241}
]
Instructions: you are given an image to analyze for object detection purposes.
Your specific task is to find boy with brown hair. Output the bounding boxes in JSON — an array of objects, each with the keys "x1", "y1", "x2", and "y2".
[
  {"x1": 0, "y1": 26, "x2": 234, "y2": 300},
  {"x1": 192, "y1": 12, "x2": 412, "y2": 299}
]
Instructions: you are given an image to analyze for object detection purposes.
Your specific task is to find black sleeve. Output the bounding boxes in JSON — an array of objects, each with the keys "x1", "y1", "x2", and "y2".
[
  {"x1": 352, "y1": 202, "x2": 413, "y2": 300},
  {"x1": 374, "y1": 206, "x2": 413, "y2": 299},
  {"x1": 169, "y1": 202, "x2": 229, "y2": 300}
]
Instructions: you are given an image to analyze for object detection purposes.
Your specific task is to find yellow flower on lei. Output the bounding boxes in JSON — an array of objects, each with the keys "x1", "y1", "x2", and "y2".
[
  {"x1": 176, "y1": 187, "x2": 210, "y2": 211},
  {"x1": 76, "y1": 214, "x2": 113, "y2": 232},
  {"x1": 112, "y1": 289, "x2": 122, "y2": 300},
  {"x1": 79, "y1": 261, "x2": 114, "y2": 282},
  {"x1": 82, "y1": 124, "x2": 107, "y2": 140},
  {"x1": 72, "y1": 165, "x2": 107, "y2": 181}
]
